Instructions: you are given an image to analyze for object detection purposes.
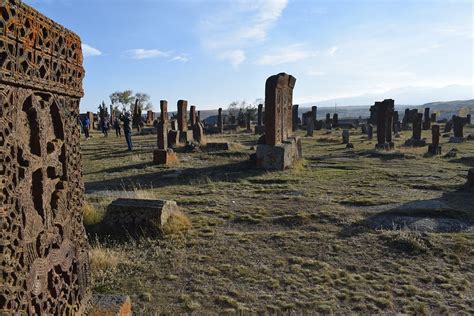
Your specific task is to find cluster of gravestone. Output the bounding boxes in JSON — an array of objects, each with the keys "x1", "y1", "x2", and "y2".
[
  {"x1": 0, "y1": 1, "x2": 131, "y2": 314},
  {"x1": 153, "y1": 100, "x2": 205, "y2": 164}
]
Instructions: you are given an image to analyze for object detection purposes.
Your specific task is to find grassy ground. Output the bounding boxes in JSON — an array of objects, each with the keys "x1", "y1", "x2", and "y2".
[{"x1": 82, "y1": 124, "x2": 474, "y2": 314}]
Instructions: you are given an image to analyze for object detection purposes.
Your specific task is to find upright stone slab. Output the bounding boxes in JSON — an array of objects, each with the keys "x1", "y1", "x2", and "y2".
[
  {"x1": 264, "y1": 73, "x2": 295, "y2": 146},
  {"x1": 431, "y1": 113, "x2": 437, "y2": 123},
  {"x1": 256, "y1": 73, "x2": 301, "y2": 170},
  {"x1": 392, "y1": 111, "x2": 399, "y2": 133},
  {"x1": 467, "y1": 114, "x2": 471, "y2": 125},
  {"x1": 190, "y1": 105, "x2": 197, "y2": 126},
  {"x1": 312, "y1": 106, "x2": 317, "y2": 124},
  {"x1": 333, "y1": 113, "x2": 339, "y2": 128},
  {"x1": 450, "y1": 116, "x2": 465, "y2": 142},
  {"x1": 342, "y1": 129, "x2": 350, "y2": 144},
  {"x1": 402, "y1": 108, "x2": 410, "y2": 130},
  {"x1": 146, "y1": 110, "x2": 155, "y2": 125},
  {"x1": 367, "y1": 124, "x2": 374, "y2": 140},
  {"x1": 255, "y1": 103, "x2": 265, "y2": 134},
  {"x1": 0, "y1": 2, "x2": 105, "y2": 314},
  {"x1": 292, "y1": 104, "x2": 299, "y2": 132},
  {"x1": 374, "y1": 99, "x2": 395, "y2": 150},
  {"x1": 197, "y1": 110, "x2": 201, "y2": 123},
  {"x1": 428, "y1": 125, "x2": 442, "y2": 155},
  {"x1": 176, "y1": 100, "x2": 192, "y2": 143},
  {"x1": 405, "y1": 113, "x2": 426, "y2": 146},
  {"x1": 87, "y1": 111, "x2": 95, "y2": 129},
  {"x1": 306, "y1": 118, "x2": 314, "y2": 136},
  {"x1": 423, "y1": 107, "x2": 431, "y2": 130},
  {"x1": 154, "y1": 100, "x2": 177, "y2": 165},
  {"x1": 325, "y1": 113, "x2": 332, "y2": 129},
  {"x1": 217, "y1": 108, "x2": 223, "y2": 133},
  {"x1": 177, "y1": 100, "x2": 188, "y2": 132}
]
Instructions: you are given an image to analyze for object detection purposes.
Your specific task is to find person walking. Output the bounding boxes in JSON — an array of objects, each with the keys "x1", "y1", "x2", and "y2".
[
  {"x1": 120, "y1": 111, "x2": 133, "y2": 151},
  {"x1": 83, "y1": 116, "x2": 90, "y2": 139},
  {"x1": 113, "y1": 118, "x2": 121, "y2": 137}
]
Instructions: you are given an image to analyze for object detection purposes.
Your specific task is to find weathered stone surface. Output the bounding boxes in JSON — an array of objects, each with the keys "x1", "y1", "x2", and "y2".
[
  {"x1": 217, "y1": 108, "x2": 223, "y2": 133},
  {"x1": 342, "y1": 129, "x2": 350, "y2": 144},
  {"x1": 256, "y1": 137, "x2": 302, "y2": 170},
  {"x1": 375, "y1": 99, "x2": 395, "y2": 150},
  {"x1": 177, "y1": 100, "x2": 188, "y2": 132},
  {"x1": 193, "y1": 122, "x2": 205, "y2": 143},
  {"x1": 157, "y1": 100, "x2": 168, "y2": 150},
  {"x1": 332, "y1": 113, "x2": 339, "y2": 128},
  {"x1": 153, "y1": 149, "x2": 178, "y2": 165},
  {"x1": 179, "y1": 130, "x2": 194, "y2": 144},
  {"x1": 311, "y1": 106, "x2": 317, "y2": 123},
  {"x1": 89, "y1": 295, "x2": 132, "y2": 316},
  {"x1": 453, "y1": 116, "x2": 464, "y2": 138},
  {"x1": 1, "y1": 1, "x2": 92, "y2": 313},
  {"x1": 423, "y1": 107, "x2": 431, "y2": 130},
  {"x1": 367, "y1": 124, "x2": 373, "y2": 140},
  {"x1": 292, "y1": 104, "x2": 299, "y2": 131},
  {"x1": 257, "y1": 103, "x2": 264, "y2": 126},
  {"x1": 412, "y1": 113, "x2": 423, "y2": 140},
  {"x1": 428, "y1": 124, "x2": 442, "y2": 155},
  {"x1": 168, "y1": 130, "x2": 179, "y2": 147},
  {"x1": 146, "y1": 110, "x2": 155, "y2": 125},
  {"x1": 306, "y1": 118, "x2": 314, "y2": 136},
  {"x1": 265, "y1": 73, "x2": 296, "y2": 146},
  {"x1": 102, "y1": 199, "x2": 180, "y2": 233},
  {"x1": 431, "y1": 113, "x2": 437, "y2": 123},
  {"x1": 190, "y1": 105, "x2": 197, "y2": 126}
]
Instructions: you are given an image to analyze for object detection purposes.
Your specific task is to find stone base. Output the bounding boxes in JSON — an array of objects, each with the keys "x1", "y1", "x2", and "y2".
[
  {"x1": 375, "y1": 142, "x2": 394, "y2": 151},
  {"x1": 254, "y1": 125, "x2": 265, "y2": 135},
  {"x1": 179, "y1": 130, "x2": 194, "y2": 143},
  {"x1": 449, "y1": 137, "x2": 464, "y2": 143},
  {"x1": 89, "y1": 294, "x2": 131, "y2": 316},
  {"x1": 102, "y1": 198, "x2": 180, "y2": 235},
  {"x1": 255, "y1": 137, "x2": 302, "y2": 170},
  {"x1": 427, "y1": 145, "x2": 442, "y2": 155},
  {"x1": 404, "y1": 138, "x2": 426, "y2": 147},
  {"x1": 153, "y1": 149, "x2": 178, "y2": 165}
]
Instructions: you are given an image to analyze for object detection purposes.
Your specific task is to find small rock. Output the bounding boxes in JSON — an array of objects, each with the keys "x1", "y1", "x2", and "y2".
[
  {"x1": 346, "y1": 143, "x2": 354, "y2": 149},
  {"x1": 445, "y1": 148, "x2": 457, "y2": 158},
  {"x1": 467, "y1": 134, "x2": 474, "y2": 140}
]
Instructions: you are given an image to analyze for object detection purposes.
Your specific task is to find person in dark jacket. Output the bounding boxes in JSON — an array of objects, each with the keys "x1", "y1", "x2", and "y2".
[
  {"x1": 120, "y1": 111, "x2": 133, "y2": 151},
  {"x1": 113, "y1": 118, "x2": 121, "y2": 137},
  {"x1": 83, "y1": 117, "x2": 90, "y2": 139}
]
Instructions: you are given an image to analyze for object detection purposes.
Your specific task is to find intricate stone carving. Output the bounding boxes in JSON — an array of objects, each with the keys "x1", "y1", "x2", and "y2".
[{"x1": 0, "y1": 1, "x2": 91, "y2": 313}]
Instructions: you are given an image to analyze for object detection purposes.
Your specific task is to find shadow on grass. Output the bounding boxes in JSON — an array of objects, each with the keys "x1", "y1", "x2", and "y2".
[
  {"x1": 339, "y1": 187, "x2": 474, "y2": 238},
  {"x1": 86, "y1": 161, "x2": 155, "y2": 175},
  {"x1": 447, "y1": 156, "x2": 474, "y2": 167},
  {"x1": 85, "y1": 160, "x2": 265, "y2": 193}
]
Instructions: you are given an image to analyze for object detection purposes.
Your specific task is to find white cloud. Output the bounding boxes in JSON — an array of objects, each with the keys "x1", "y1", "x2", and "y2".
[
  {"x1": 128, "y1": 49, "x2": 169, "y2": 59},
  {"x1": 220, "y1": 50, "x2": 246, "y2": 68},
  {"x1": 307, "y1": 70, "x2": 325, "y2": 76},
  {"x1": 171, "y1": 55, "x2": 189, "y2": 62},
  {"x1": 200, "y1": 0, "x2": 288, "y2": 67},
  {"x1": 256, "y1": 43, "x2": 317, "y2": 65},
  {"x1": 327, "y1": 46, "x2": 338, "y2": 56},
  {"x1": 81, "y1": 44, "x2": 102, "y2": 57}
]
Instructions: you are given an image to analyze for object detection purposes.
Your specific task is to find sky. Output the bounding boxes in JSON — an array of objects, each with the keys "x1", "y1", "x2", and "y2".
[{"x1": 25, "y1": 0, "x2": 473, "y2": 112}]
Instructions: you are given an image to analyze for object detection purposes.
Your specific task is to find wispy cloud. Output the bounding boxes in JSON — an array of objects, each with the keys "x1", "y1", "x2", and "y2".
[
  {"x1": 127, "y1": 49, "x2": 169, "y2": 60},
  {"x1": 81, "y1": 44, "x2": 102, "y2": 57},
  {"x1": 256, "y1": 43, "x2": 317, "y2": 65},
  {"x1": 127, "y1": 49, "x2": 189, "y2": 62},
  {"x1": 307, "y1": 70, "x2": 325, "y2": 76},
  {"x1": 220, "y1": 50, "x2": 246, "y2": 68},
  {"x1": 200, "y1": 0, "x2": 288, "y2": 67},
  {"x1": 327, "y1": 46, "x2": 338, "y2": 56}
]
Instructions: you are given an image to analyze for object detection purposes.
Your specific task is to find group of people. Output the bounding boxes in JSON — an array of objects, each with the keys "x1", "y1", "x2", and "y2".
[{"x1": 80, "y1": 111, "x2": 134, "y2": 151}]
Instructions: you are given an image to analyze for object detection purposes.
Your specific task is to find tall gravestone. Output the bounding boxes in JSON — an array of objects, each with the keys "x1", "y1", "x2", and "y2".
[
  {"x1": 312, "y1": 106, "x2": 317, "y2": 124},
  {"x1": 374, "y1": 99, "x2": 395, "y2": 150},
  {"x1": 255, "y1": 73, "x2": 301, "y2": 170},
  {"x1": 405, "y1": 113, "x2": 426, "y2": 146},
  {"x1": 190, "y1": 105, "x2": 197, "y2": 126},
  {"x1": 431, "y1": 113, "x2": 437, "y2": 123},
  {"x1": 176, "y1": 100, "x2": 193, "y2": 143},
  {"x1": 428, "y1": 124, "x2": 442, "y2": 155},
  {"x1": 0, "y1": 2, "x2": 130, "y2": 314},
  {"x1": 255, "y1": 103, "x2": 265, "y2": 135},
  {"x1": 292, "y1": 104, "x2": 299, "y2": 132},
  {"x1": 217, "y1": 108, "x2": 223, "y2": 133},
  {"x1": 154, "y1": 100, "x2": 177, "y2": 164},
  {"x1": 146, "y1": 110, "x2": 155, "y2": 125},
  {"x1": 450, "y1": 116, "x2": 465, "y2": 143},
  {"x1": 423, "y1": 107, "x2": 431, "y2": 130},
  {"x1": 325, "y1": 113, "x2": 331, "y2": 129},
  {"x1": 332, "y1": 113, "x2": 339, "y2": 128}
]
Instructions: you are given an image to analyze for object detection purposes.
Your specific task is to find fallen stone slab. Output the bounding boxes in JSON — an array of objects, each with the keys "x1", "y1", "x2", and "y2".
[
  {"x1": 89, "y1": 294, "x2": 132, "y2": 316},
  {"x1": 102, "y1": 198, "x2": 180, "y2": 235},
  {"x1": 203, "y1": 142, "x2": 231, "y2": 151}
]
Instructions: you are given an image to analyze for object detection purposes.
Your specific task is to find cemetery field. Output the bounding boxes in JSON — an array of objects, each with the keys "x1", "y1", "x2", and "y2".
[{"x1": 82, "y1": 126, "x2": 474, "y2": 314}]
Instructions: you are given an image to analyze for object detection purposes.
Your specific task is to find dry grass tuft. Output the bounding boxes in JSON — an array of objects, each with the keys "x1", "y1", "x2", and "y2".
[
  {"x1": 82, "y1": 202, "x2": 103, "y2": 226},
  {"x1": 89, "y1": 243, "x2": 120, "y2": 273},
  {"x1": 161, "y1": 209, "x2": 192, "y2": 236}
]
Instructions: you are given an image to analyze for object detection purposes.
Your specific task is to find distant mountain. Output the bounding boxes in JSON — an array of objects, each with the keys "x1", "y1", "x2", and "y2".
[{"x1": 299, "y1": 84, "x2": 473, "y2": 109}]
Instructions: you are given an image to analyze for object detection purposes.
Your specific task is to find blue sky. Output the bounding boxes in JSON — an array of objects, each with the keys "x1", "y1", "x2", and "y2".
[{"x1": 25, "y1": 0, "x2": 473, "y2": 112}]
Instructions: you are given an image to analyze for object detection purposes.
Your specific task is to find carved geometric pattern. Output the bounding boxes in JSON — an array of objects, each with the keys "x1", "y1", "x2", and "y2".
[{"x1": 1, "y1": 0, "x2": 90, "y2": 314}]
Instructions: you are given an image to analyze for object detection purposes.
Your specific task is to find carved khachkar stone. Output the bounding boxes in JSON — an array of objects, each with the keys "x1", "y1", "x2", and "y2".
[
  {"x1": 428, "y1": 124, "x2": 442, "y2": 155},
  {"x1": 332, "y1": 113, "x2": 339, "y2": 128},
  {"x1": 0, "y1": 1, "x2": 92, "y2": 314},
  {"x1": 255, "y1": 103, "x2": 265, "y2": 135},
  {"x1": 405, "y1": 113, "x2": 426, "y2": 147},
  {"x1": 146, "y1": 110, "x2": 154, "y2": 125},
  {"x1": 292, "y1": 104, "x2": 299, "y2": 131},
  {"x1": 256, "y1": 73, "x2": 301, "y2": 170},
  {"x1": 190, "y1": 105, "x2": 196, "y2": 126},
  {"x1": 374, "y1": 99, "x2": 395, "y2": 150},
  {"x1": 154, "y1": 100, "x2": 177, "y2": 164},
  {"x1": 177, "y1": 100, "x2": 188, "y2": 132},
  {"x1": 311, "y1": 106, "x2": 317, "y2": 124},
  {"x1": 423, "y1": 107, "x2": 431, "y2": 130}
]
